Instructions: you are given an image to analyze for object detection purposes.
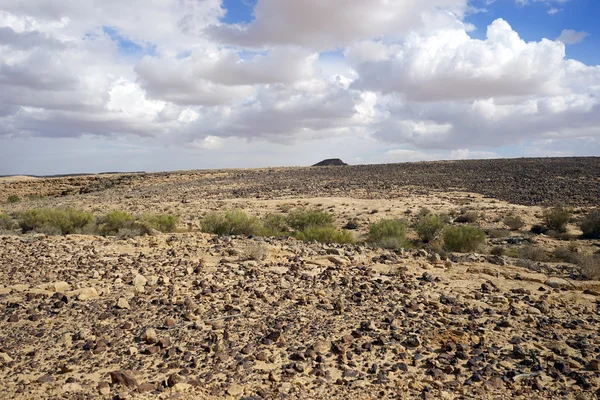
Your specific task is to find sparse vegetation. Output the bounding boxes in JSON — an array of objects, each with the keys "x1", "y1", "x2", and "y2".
[
  {"x1": 504, "y1": 214, "x2": 525, "y2": 231},
  {"x1": 294, "y1": 226, "x2": 355, "y2": 244},
  {"x1": 19, "y1": 208, "x2": 95, "y2": 235},
  {"x1": 519, "y1": 246, "x2": 549, "y2": 262},
  {"x1": 201, "y1": 210, "x2": 260, "y2": 236},
  {"x1": 368, "y1": 219, "x2": 408, "y2": 249},
  {"x1": 543, "y1": 206, "x2": 570, "y2": 233},
  {"x1": 140, "y1": 214, "x2": 178, "y2": 233},
  {"x1": 454, "y1": 210, "x2": 479, "y2": 223},
  {"x1": 443, "y1": 226, "x2": 486, "y2": 252},
  {"x1": 490, "y1": 246, "x2": 505, "y2": 256},
  {"x1": 0, "y1": 213, "x2": 16, "y2": 231},
  {"x1": 259, "y1": 213, "x2": 289, "y2": 237},
  {"x1": 7, "y1": 195, "x2": 20, "y2": 204},
  {"x1": 286, "y1": 209, "x2": 333, "y2": 231},
  {"x1": 97, "y1": 211, "x2": 136, "y2": 236},
  {"x1": 579, "y1": 254, "x2": 600, "y2": 280},
  {"x1": 414, "y1": 214, "x2": 446, "y2": 243},
  {"x1": 579, "y1": 209, "x2": 600, "y2": 239}
]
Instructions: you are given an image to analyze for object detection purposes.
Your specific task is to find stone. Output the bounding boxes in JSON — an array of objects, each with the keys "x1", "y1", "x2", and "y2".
[
  {"x1": 62, "y1": 382, "x2": 82, "y2": 392},
  {"x1": 137, "y1": 383, "x2": 155, "y2": 393},
  {"x1": 132, "y1": 275, "x2": 147, "y2": 287},
  {"x1": 116, "y1": 297, "x2": 130, "y2": 309},
  {"x1": 142, "y1": 328, "x2": 157, "y2": 344},
  {"x1": 37, "y1": 374, "x2": 55, "y2": 383},
  {"x1": 77, "y1": 287, "x2": 99, "y2": 301},
  {"x1": 227, "y1": 384, "x2": 244, "y2": 396},
  {"x1": 110, "y1": 370, "x2": 139, "y2": 388},
  {"x1": 52, "y1": 281, "x2": 71, "y2": 293},
  {"x1": 98, "y1": 381, "x2": 111, "y2": 396},
  {"x1": 0, "y1": 353, "x2": 14, "y2": 363},
  {"x1": 545, "y1": 277, "x2": 572, "y2": 289}
]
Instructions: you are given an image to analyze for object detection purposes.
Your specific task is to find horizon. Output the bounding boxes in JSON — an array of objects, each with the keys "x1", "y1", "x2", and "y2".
[
  {"x1": 2, "y1": 155, "x2": 599, "y2": 178},
  {"x1": 1, "y1": 0, "x2": 600, "y2": 175}
]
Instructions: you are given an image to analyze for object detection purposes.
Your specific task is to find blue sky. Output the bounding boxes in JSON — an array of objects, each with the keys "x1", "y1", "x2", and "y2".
[{"x1": 0, "y1": 0, "x2": 598, "y2": 175}]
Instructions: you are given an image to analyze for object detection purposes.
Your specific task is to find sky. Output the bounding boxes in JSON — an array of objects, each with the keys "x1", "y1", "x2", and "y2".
[{"x1": 0, "y1": 0, "x2": 599, "y2": 175}]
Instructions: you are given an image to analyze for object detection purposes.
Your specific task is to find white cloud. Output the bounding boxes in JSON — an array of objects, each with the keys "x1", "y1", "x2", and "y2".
[
  {"x1": 0, "y1": 0, "x2": 599, "y2": 174},
  {"x1": 557, "y1": 29, "x2": 589, "y2": 45},
  {"x1": 207, "y1": 0, "x2": 469, "y2": 50},
  {"x1": 349, "y1": 19, "x2": 567, "y2": 101}
]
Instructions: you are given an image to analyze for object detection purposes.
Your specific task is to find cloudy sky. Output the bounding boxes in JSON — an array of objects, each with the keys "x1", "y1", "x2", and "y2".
[{"x1": 1, "y1": 0, "x2": 599, "y2": 175}]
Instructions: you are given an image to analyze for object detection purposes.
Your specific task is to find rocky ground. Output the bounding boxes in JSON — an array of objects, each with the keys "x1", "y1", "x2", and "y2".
[{"x1": 1, "y1": 157, "x2": 599, "y2": 399}]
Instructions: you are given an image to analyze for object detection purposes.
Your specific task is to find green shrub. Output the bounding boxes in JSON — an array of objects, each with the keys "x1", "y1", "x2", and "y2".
[
  {"x1": 0, "y1": 213, "x2": 16, "y2": 231},
  {"x1": 504, "y1": 214, "x2": 525, "y2": 231},
  {"x1": 579, "y1": 255, "x2": 600, "y2": 280},
  {"x1": 201, "y1": 210, "x2": 260, "y2": 236},
  {"x1": 490, "y1": 246, "x2": 505, "y2": 256},
  {"x1": 414, "y1": 214, "x2": 446, "y2": 243},
  {"x1": 140, "y1": 214, "x2": 178, "y2": 233},
  {"x1": 97, "y1": 211, "x2": 136, "y2": 236},
  {"x1": 543, "y1": 206, "x2": 570, "y2": 233},
  {"x1": 553, "y1": 245, "x2": 580, "y2": 264},
  {"x1": 580, "y1": 210, "x2": 600, "y2": 239},
  {"x1": 368, "y1": 219, "x2": 408, "y2": 249},
  {"x1": 443, "y1": 226, "x2": 486, "y2": 252},
  {"x1": 19, "y1": 208, "x2": 95, "y2": 235},
  {"x1": 454, "y1": 211, "x2": 479, "y2": 223},
  {"x1": 286, "y1": 209, "x2": 333, "y2": 231},
  {"x1": 7, "y1": 195, "x2": 20, "y2": 204},
  {"x1": 259, "y1": 213, "x2": 289, "y2": 236},
  {"x1": 519, "y1": 246, "x2": 549, "y2": 262},
  {"x1": 294, "y1": 226, "x2": 355, "y2": 244}
]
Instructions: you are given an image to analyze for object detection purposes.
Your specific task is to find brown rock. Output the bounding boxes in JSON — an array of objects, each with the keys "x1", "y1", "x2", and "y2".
[{"x1": 110, "y1": 370, "x2": 139, "y2": 388}]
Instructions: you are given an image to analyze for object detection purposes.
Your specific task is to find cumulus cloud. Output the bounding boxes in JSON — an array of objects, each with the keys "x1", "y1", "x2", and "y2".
[
  {"x1": 207, "y1": 0, "x2": 468, "y2": 50},
  {"x1": 0, "y1": 0, "x2": 599, "y2": 174},
  {"x1": 349, "y1": 19, "x2": 567, "y2": 101}
]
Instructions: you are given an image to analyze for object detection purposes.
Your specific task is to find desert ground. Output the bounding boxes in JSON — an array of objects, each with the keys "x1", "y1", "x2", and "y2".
[{"x1": 1, "y1": 157, "x2": 599, "y2": 399}]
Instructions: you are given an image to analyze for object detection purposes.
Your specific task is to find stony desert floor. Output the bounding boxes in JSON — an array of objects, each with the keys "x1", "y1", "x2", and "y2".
[{"x1": 0, "y1": 157, "x2": 599, "y2": 399}]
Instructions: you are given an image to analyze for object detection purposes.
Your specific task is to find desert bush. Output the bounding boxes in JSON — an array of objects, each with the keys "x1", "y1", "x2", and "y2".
[
  {"x1": 286, "y1": 209, "x2": 333, "y2": 231},
  {"x1": 454, "y1": 211, "x2": 479, "y2": 223},
  {"x1": 140, "y1": 214, "x2": 178, "y2": 233},
  {"x1": 368, "y1": 219, "x2": 408, "y2": 249},
  {"x1": 504, "y1": 214, "x2": 525, "y2": 231},
  {"x1": 19, "y1": 208, "x2": 95, "y2": 235},
  {"x1": 543, "y1": 206, "x2": 570, "y2": 233},
  {"x1": 530, "y1": 224, "x2": 549, "y2": 235},
  {"x1": 579, "y1": 255, "x2": 600, "y2": 280},
  {"x1": 490, "y1": 246, "x2": 505, "y2": 256},
  {"x1": 553, "y1": 245, "x2": 580, "y2": 264},
  {"x1": 443, "y1": 226, "x2": 486, "y2": 252},
  {"x1": 97, "y1": 211, "x2": 136, "y2": 236},
  {"x1": 7, "y1": 195, "x2": 20, "y2": 204},
  {"x1": 414, "y1": 214, "x2": 446, "y2": 243},
  {"x1": 487, "y1": 229, "x2": 509, "y2": 239},
  {"x1": 201, "y1": 210, "x2": 260, "y2": 236},
  {"x1": 342, "y1": 219, "x2": 359, "y2": 230},
  {"x1": 0, "y1": 213, "x2": 16, "y2": 231},
  {"x1": 519, "y1": 246, "x2": 549, "y2": 262},
  {"x1": 417, "y1": 207, "x2": 431, "y2": 217},
  {"x1": 580, "y1": 209, "x2": 600, "y2": 239},
  {"x1": 259, "y1": 213, "x2": 289, "y2": 236},
  {"x1": 294, "y1": 226, "x2": 355, "y2": 244}
]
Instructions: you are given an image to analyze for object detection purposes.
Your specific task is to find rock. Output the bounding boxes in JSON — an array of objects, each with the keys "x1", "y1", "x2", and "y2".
[
  {"x1": 137, "y1": 383, "x2": 155, "y2": 393},
  {"x1": 62, "y1": 382, "x2": 82, "y2": 392},
  {"x1": 116, "y1": 297, "x2": 130, "y2": 309},
  {"x1": 98, "y1": 381, "x2": 111, "y2": 396},
  {"x1": 110, "y1": 370, "x2": 139, "y2": 388},
  {"x1": 227, "y1": 384, "x2": 245, "y2": 396},
  {"x1": 545, "y1": 277, "x2": 572, "y2": 289},
  {"x1": 37, "y1": 374, "x2": 55, "y2": 383},
  {"x1": 171, "y1": 383, "x2": 192, "y2": 392},
  {"x1": 586, "y1": 360, "x2": 600, "y2": 371},
  {"x1": 132, "y1": 275, "x2": 147, "y2": 287},
  {"x1": 142, "y1": 328, "x2": 157, "y2": 344},
  {"x1": 403, "y1": 336, "x2": 421, "y2": 348},
  {"x1": 52, "y1": 281, "x2": 71, "y2": 293},
  {"x1": 0, "y1": 353, "x2": 14, "y2": 363},
  {"x1": 77, "y1": 287, "x2": 99, "y2": 301},
  {"x1": 312, "y1": 158, "x2": 347, "y2": 167}
]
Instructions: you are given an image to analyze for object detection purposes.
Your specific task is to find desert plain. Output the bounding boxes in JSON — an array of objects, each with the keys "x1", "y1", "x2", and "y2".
[{"x1": 0, "y1": 157, "x2": 599, "y2": 399}]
